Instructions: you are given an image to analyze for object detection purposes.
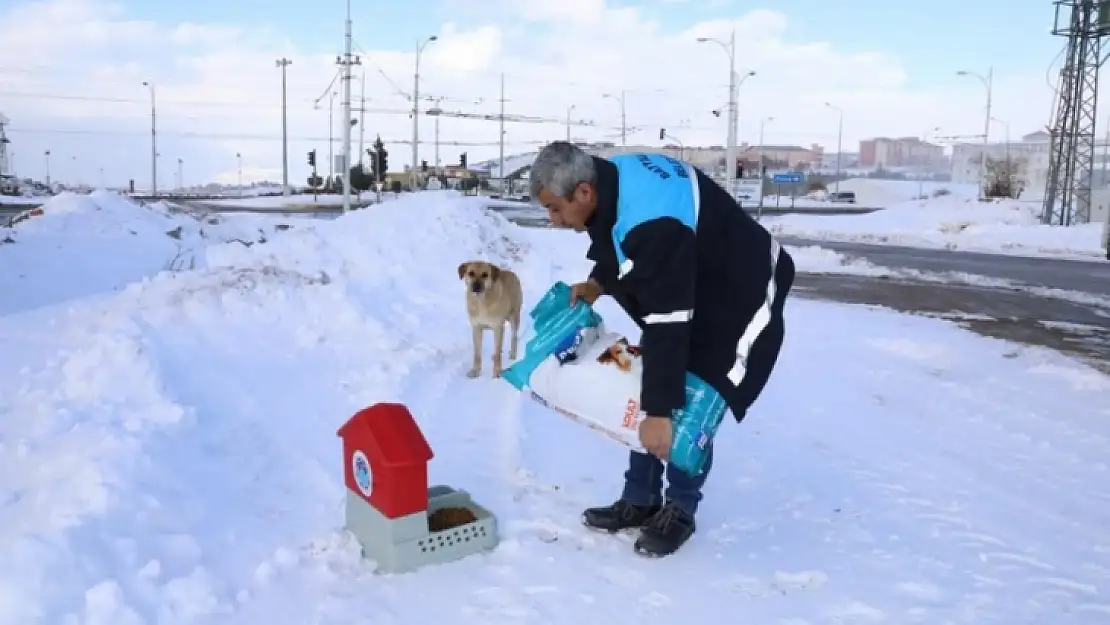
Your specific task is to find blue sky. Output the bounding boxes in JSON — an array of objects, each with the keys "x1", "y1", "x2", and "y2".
[
  {"x1": 0, "y1": 0, "x2": 1076, "y2": 187},
  {"x1": 121, "y1": 0, "x2": 1059, "y2": 87}
]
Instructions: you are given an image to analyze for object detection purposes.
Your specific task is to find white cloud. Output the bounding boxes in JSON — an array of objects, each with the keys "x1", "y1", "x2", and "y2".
[{"x1": 0, "y1": 0, "x2": 1067, "y2": 188}]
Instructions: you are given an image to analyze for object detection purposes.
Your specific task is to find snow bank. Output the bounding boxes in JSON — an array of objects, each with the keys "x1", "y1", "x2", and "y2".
[
  {"x1": 766, "y1": 195, "x2": 1105, "y2": 259},
  {"x1": 0, "y1": 191, "x2": 299, "y2": 316},
  {"x1": 1, "y1": 191, "x2": 1108, "y2": 625}
]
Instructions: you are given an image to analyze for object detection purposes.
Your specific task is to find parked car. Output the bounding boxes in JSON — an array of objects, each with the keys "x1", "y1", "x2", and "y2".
[{"x1": 828, "y1": 191, "x2": 856, "y2": 203}]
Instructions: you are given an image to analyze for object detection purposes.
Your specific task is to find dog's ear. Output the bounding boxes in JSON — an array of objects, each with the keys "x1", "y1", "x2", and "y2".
[
  {"x1": 457, "y1": 262, "x2": 469, "y2": 280},
  {"x1": 489, "y1": 265, "x2": 501, "y2": 281}
]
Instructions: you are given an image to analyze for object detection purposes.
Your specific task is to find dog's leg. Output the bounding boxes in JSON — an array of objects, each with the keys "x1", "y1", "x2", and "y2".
[
  {"x1": 492, "y1": 322, "x2": 505, "y2": 377},
  {"x1": 508, "y1": 309, "x2": 520, "y2": 361},
  {"x1": 467, "y1": 324, "x2": 483, "y2": 378}
]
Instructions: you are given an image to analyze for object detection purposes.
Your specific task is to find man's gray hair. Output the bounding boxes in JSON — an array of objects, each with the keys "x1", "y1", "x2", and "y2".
[{"x1": 529, "y1": 141, "x2": 597, "y2": 199}]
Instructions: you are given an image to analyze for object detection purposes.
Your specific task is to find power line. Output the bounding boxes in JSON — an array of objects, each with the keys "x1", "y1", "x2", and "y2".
[
  {"x1": 0, "y1": 89, "x2": 626, "y2": 129},
  {"x1": 4, "y1": 125, "x2": 552, "y2": 146}
]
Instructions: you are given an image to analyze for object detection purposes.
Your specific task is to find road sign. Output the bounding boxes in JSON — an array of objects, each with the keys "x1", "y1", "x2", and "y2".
[
  {"x1": 772, "y1": 172, "x2": 804, "y2": 184},
  {"x1": 731, "y1": 179, "x2": 763, "y2": 205}
]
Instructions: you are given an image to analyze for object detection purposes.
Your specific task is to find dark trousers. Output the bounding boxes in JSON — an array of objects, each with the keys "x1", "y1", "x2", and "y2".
[
  {"x1": 619, "y1": 246, "x2": 795, "y2": 518},
  {"x1": 621, "y1": 443, "x2": 715, "y2": 516}
]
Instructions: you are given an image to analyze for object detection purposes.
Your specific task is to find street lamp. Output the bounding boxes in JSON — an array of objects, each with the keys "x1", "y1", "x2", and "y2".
[
  {"x1": 824, "y1": 102, "x2": 844, "y2": 195},
  {"x1": 236, "y1": 152, "x2": 243, "y2": 196},
  {"x1": 919, "y1": 126, "x2": 941, "y2": 199},
  {"x1": 601, "y1": 91, "x2": 627, "y2": 147},
  {"x1": 697, "y1": 30, "x2": 738, "y2": 193},
  {"x1": 411, "y1": 35, "x2": 438, "y2": 189},
  {"x1": 957, "y1": 67, "x2": 993, "y2": 200},
  {"x1": 44, "y1": 150, "x2": 51, "y2": 189},
  {"x1": 141, "y1": 80, "x2": 157, "y2": 197},
  {"x1": 566, "y1": 104, "x2": 576, "y2": 142}
]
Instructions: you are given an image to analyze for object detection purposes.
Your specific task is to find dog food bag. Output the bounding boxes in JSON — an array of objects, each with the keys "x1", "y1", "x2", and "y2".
[{"x1": 501, "y1": 282, "x2": 729, "y2": 476}]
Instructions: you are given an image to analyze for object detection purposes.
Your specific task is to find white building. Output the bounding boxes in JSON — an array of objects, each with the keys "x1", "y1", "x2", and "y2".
[{"x1": 950, "y1": 130, "x2": 1110, "y2": 193}]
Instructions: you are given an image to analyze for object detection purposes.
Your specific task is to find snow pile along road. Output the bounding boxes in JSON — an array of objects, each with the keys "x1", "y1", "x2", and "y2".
[
  {"x1": 765, "y1": 194, "x2": 1105, "y2": 258},
  {"x1": 0, "y1": 191, "x2": 298, "y2": 315},
  {"x1": 1, "y1": 192, "x2": 1108, "y2": 625}
]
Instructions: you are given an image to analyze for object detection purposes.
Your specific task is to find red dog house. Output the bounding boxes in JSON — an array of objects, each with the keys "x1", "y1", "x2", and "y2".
[
  {"x1": 337, "y1": 402, "x2": 499, "y2": 574},
  {"x1": 337, "y1": 402, "x2": 433, "y2": 519}
]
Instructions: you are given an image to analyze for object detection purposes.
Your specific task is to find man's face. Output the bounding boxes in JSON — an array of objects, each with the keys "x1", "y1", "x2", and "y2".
[{"x1": 537, "y1": 182, "x2": 596, "y2": 232}]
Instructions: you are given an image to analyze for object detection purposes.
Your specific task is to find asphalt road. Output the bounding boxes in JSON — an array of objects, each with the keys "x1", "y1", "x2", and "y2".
[{"x1": 780, "y1": 236, "x2": 1110, "y2": 295}]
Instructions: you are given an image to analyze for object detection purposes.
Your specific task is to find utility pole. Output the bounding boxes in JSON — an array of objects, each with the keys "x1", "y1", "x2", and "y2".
[
  {"x1": 410, "y1": 35, "x2": 438, "y2": 190},
  {"x1": 957, "y1": 66, "x2": 992, "y2": 201},
  {"x1": 432, "y1": 97, "x2": 444, "y2": 172},
  {"x1": 142, "y1": 81, "x2": 157, "y2": 197},
  {"x1": 276, "y1": 57, "x2": 292, "y2": 196},
  {"x1": 698, "y1": 31, "x2": 738, "y2": 192},
  {"x1": 825, "y1": 102, "x2": 844, "y2": 195},
  {"x1": 499, "y1": 73, "x2": 506, "y2": 195},
  {"x1": 337, "y1": 0, "x2": 361, "y2": 211},
  {"x1": 566, "y1": 104, "x2": 575, "y2": 142},
  {"x1": 358, "y1": 68, "x2": 367, "y2": 164},
  {"x1": 328, "y1": 91, "x2": 336, "y2": 181}
]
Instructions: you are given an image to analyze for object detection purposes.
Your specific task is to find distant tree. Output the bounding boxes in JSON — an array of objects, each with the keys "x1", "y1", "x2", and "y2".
[
  {"x1": 306, "y1": 174, "x2": 323, "y2": 189},
  {"x1": 349, "y1": 165, "x2": 372, "y2": 192},
  {"x1": 806, "y1": 180, "x2": 827, "y2": 193},
  {"x1": 373, "y1": 135, "x2": 388, "y2": 180},
  {"x1": 983, "y1": 155, "x2": 1026, "y2": 199},
  {"x1": 390, "y1": 180, "x2": 402, "y2": 194}
]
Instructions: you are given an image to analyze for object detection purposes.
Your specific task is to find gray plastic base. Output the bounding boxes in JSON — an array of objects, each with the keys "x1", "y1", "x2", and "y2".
[{"x1": 345, "y1": 484, "x2": 500, "y2": 574}]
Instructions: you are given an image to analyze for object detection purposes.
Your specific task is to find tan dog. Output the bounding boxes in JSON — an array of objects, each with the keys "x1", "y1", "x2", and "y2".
[{"x1": 457, "y1": 260, "x2": 523, "y2": 378}]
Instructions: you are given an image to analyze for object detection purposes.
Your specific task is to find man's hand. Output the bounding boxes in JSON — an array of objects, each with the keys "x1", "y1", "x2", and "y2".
[
  {"x1": 569, "y1": 278, "x2": 602, "y2": 306},
  {"x1": 639, "y1": 416, "x2": 673, "y2": 460}
]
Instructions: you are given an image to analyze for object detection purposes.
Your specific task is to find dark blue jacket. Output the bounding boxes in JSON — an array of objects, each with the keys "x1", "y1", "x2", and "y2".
[{"x1": 585, "y1": 153, "x2": 795, "y2": 421}]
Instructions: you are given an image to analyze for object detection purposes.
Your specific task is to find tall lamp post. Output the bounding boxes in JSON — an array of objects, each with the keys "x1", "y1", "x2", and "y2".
[
  {"x1": 602, "y1": 91, "x2": 628, "y2": 147},
  {"x1": 565, "y1": 104, "x2": 576, "y2": 142},
  {"x1": 957, "y1": 66, "x2": 993, "y2": 200},
  {"x1": 411, "y1": 35, "x2": 438, "y2": 190},
  {"x1": 697, "y1": 31, "x2": 757, "y2": 195},
  {"x1": 141, "y1": 81, "x2": 157, "y2": 197},
  {"x1": 236, "y1": 152, "x2": 243, "y2": 197},
  {"x1": 824, "y1": 102, "x2": 844, "y2": 196}
]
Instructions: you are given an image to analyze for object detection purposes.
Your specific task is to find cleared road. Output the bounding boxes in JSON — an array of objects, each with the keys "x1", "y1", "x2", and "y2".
[{"x1": 781, "y1": 236, "x2": 1109, "y2": 295}]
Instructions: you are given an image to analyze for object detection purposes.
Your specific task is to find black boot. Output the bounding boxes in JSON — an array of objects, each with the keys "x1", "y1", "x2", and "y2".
[
  {"x1": 633, "y1": 500, "x2": 696, "y2": 557},
  {"x1": 581, "y1": 499, "x2": 662, "y2": 533}
]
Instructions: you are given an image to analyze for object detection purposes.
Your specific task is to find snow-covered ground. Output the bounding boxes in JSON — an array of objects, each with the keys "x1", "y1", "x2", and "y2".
[
  {"x1": 1, "y1": 192, "x2": 1108, "y2": 625},
  {"x1": 766, "y1": 194, "x2": 1106, "y2": 259},
  {"x1": 200, "y1": 192, "x2": 385, "y2": 210},
  {"x1": 0, "y1": 191, "x2": 304, "y2": 316}
]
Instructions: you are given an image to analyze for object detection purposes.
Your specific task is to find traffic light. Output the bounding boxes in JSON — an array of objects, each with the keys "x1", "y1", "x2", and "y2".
[
  {"x1": 659, "y1": 128, "x2": 666, "y2": 140},
  {"x1": 421, "y1": 160, "x2": 428, "y2": 173},
  {"x1": 460, "y1": 152, "x2": 467, "y2": 168},
  {"x1": 377, "y1": 146, "x2": 388, "y2": 177},
  {"x1": 307, "y1": 150, "x2": 316, "y2": 167}
]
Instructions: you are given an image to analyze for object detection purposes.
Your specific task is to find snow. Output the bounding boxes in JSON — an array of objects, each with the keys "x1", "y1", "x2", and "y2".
[
  {"x1": 471, "y1": 152, "x2": 537, "y2": 179},
  {"x1": 766, "y1": 194, "x2": 1106, "y2": 259},
  {"x1": 201, "y1": 192, "x2": 384, "y2": 210},
  {"x1": 1, "y1": 191, "x2": 1109, "y2": 624},
  {"x1": 0, "y1": 190, "x2": 302, "y2": 316}
]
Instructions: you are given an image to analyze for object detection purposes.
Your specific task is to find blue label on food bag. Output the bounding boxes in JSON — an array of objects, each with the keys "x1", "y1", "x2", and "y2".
[
  {"x1": 696, "y1": 431, "x2": 710, "y2": 450},
  {"x1": 553, "y1": 327, "x2": 587, "y2": 364}
]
